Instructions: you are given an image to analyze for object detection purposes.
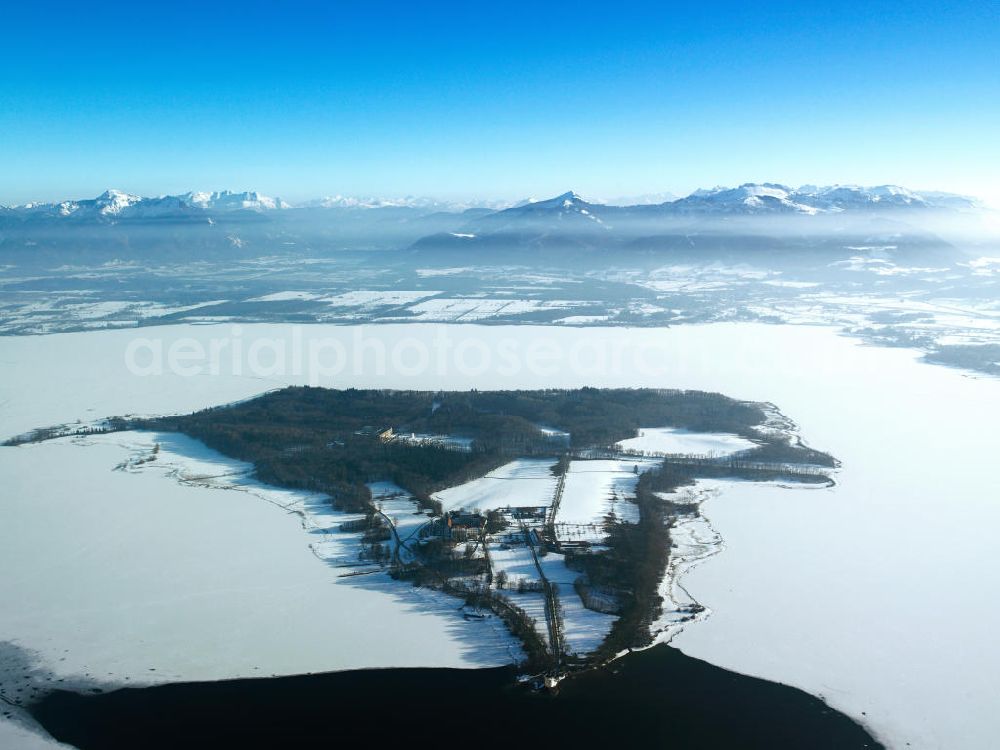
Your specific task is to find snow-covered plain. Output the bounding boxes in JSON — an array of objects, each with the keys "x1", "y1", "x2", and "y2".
[
  {"x1": 431, "y1": 458, "x2": 558, "y2": 512},
  {"x1": 486, "y1": 537, "x2": 616, "y2": 656},
  {"x1": 1, "y1": 322, "x2": 999, "y2": 749},
  {"x1": 405, "y1": 297, "x2": 583, "y2": 321},
  {"x1": 557, "y1": 458, "x2": 659, "y2": 529},
  {"x1": 321, "y1": 290, "x2": 439, "y2": 309},
  {"x1": 615, "y1": 427, "x2": 756, "y2": 456},
  {"x1": 248, "y1": 291, "x2": 321, "y2": 302},
  {"x1": 536, "y1": 551, "x2": 618, "y2": 655}
]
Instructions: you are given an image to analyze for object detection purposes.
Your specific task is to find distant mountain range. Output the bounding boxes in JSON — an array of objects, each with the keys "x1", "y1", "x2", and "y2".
[
  {"x1": 0, "y1": 190, "x2": 510, "y2": 224},
  {"x1": 2, "y1": 189, "x2": 293, "y2": 223},
  {"x1": 407, "y1": 186, "x2": 986, "y2": 261},
  {"x1": 0, "y1": 184, "x2": 982, "y2": 225},
  {"x1": 667, "y1": 183, "x2": 981, "y2": 214},
  {"x1": 0, "y1": 184, "x2": 987, "y2": 267}
]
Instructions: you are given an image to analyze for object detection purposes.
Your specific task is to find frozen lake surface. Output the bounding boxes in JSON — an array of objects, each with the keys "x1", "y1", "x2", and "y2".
[
  {"x1": 0, "y1": 433, "x2": 518, "y2": 684},
  {"x1": 1, "y1": 321, "x2": 998, "y2": 749}
]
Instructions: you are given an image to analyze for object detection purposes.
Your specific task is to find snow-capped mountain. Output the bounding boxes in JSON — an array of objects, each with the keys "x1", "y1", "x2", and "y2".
[
  {"x1": 664, "y1": 183, "x2": 981, "y2": 215},
  {"x1": 481, "y1": 191, "x2": 609, "y2": 228},
  {"x1": 601, "y1": 191, "x2": 678, "y2": 206},
  {"x1": 0, "y1": 183, "x2": 986, "y2": 265},
  {"x1": 465, "y1": 184, "x2": 981, "y2": 226},
  {"x1": 180, "y1": 190, "x2": 291, "y2": 211},
  {"x1": 672, "y1": 184, "x2": 820, "y2": 214},
  {"x1": 673, "y1": 183, "x2": 981, "y2": 214},
  {"x1": 794, "y1": 184, "x2": 925, "y2": 211},
  {"x1": 0, "y1": 190, "x2": 507, "y2": 222},
  {"x1": 409, "y1": 184, "x2": 985, "y2": 259},
  {"x1": 92, "y1": 188, "x2": 142, "y2": 215},
  {"x1": 304, "y1": 195, "x2": 412, "y2": 209},
  {"x1": 302, "y1": 195, "x2": 510, "y2": 211},
  {"x1": 14, "y1": 189, "x2": 145, "y2": 221},
  {"x1": 3, "y1": 190, "x2": 291, "y2": 223},
  {"x1": 0, "y1": 184, "x2": 982, "y2": 229},
  {"x1": 409, "y1": 191, "x2": 614, "y2": 255}
]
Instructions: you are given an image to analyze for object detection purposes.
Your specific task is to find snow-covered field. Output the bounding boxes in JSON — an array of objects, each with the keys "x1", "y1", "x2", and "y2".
[
  {"x1": 486, "y1": 538, "x2": 616, "y2": 655},
  {"x1": 321, "y1": 290, "x2": 439, "y2": 309},
  {"x1": 405, "y1": 297, "x2": 583, "y2": 321},
  {"x1": 557, "y1": 458, "x2": 659, "y2": 529},
  {"x1": 487, "y1": 542, "x2": 539, "y2": 586},
  {"x1": 432, "y1": 458, "x2": 558, "y2": 512},
  {"x1": 536, "y1": 552, "x2": 617, "y2": 655},
  {"x1": 2, "y1": 321, "x2": 999, "y2": 748},
  {"x1": 249, "y1": 291, "x2": 321, "y2": 302},
  {"x1": 616, "y1": 427, "x2": 756, "y2": 456}
]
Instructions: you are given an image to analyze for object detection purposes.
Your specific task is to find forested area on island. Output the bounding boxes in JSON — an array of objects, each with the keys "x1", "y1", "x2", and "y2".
[
  {"x1": 133, "y1": 386, "x2": 780, "y2": 512},
  {"x1": 6, "y1": 386, "x2": 836, "y2": 669}
]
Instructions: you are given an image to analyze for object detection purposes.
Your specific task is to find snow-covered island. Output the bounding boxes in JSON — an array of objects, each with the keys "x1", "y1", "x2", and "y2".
[{"x1": 12, "y1": 387, "x2": 835, "y2": 679}]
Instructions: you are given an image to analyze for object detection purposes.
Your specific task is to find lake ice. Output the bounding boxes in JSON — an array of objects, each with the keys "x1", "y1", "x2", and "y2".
[{"x1": 1, "y1": 321, "x2": 998, "y2": 749}]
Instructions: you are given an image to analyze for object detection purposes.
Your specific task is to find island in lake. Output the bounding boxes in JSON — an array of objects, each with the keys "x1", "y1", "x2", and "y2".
[
  {"x1": 14, "y1": 387, "x2": 834, "y2": 679},
  {"x1": 4, "y1": 386, "x2": 886, "y2": 748}
]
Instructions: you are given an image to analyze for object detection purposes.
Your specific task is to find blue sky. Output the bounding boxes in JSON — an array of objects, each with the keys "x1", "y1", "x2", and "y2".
[{"x1": 1, "y1": 0, "x2": 998, "y2": 205}]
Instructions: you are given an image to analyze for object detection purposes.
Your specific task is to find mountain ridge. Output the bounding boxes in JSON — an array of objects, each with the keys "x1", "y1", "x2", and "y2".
[{"x1": 2, "y1": 184, "x2": 983, "y2": 224}]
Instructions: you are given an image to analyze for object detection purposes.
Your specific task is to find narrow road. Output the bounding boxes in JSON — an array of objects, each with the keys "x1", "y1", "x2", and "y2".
[
  {"x1": 374, "y1": 507, "x2": 431, "y2": 566},
  {"x1": 522, "y1": 522, "x2": 563, "y2": 663},
  {"x1": 545, "y1": 468, "x2": 566, "y2": 544}
]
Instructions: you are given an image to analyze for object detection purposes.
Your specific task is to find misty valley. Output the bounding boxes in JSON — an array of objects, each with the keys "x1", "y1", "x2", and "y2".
[{"x1": 2, "y1": 187, "x2": 997, "y2": 376}]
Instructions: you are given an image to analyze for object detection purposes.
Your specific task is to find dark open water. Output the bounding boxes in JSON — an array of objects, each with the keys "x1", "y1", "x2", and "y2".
[{"x1": 29, "y1": 645, "x2": 882, "y2": 749}]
